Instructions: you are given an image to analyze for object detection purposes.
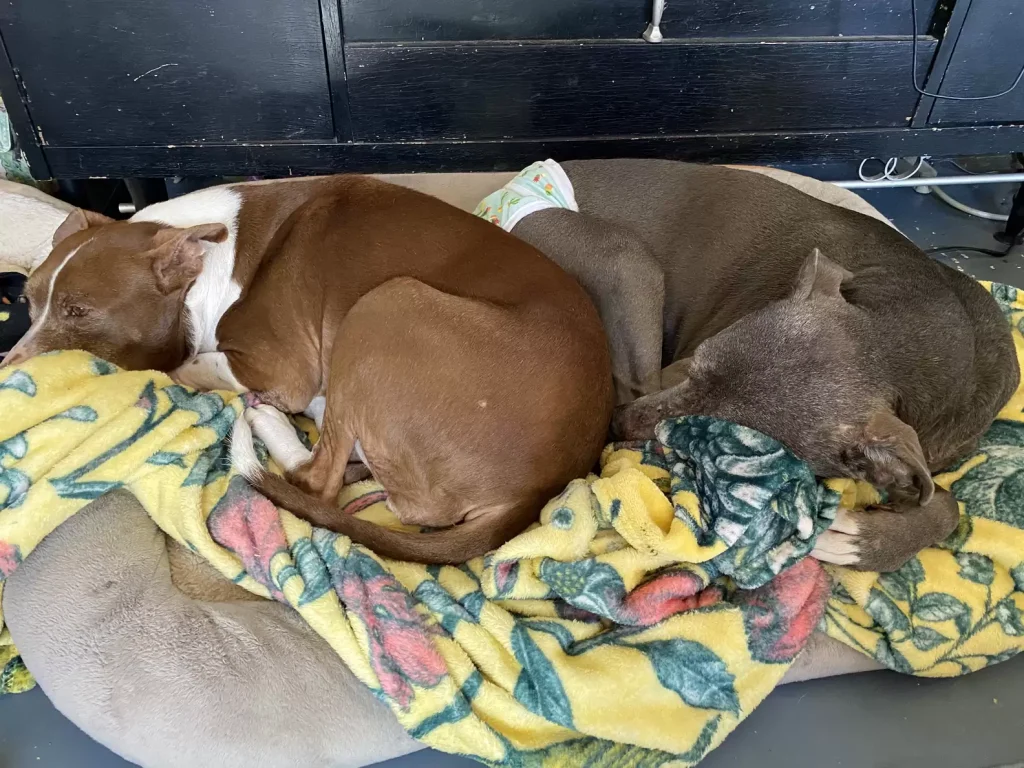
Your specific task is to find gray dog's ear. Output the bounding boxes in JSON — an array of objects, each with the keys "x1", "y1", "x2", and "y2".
[
  {"x1": 842, "y1": 411, "x2": 935, "y2": 504},
  {"x1": 792, "y1": 248, "x2": 853, "y2": 301}
]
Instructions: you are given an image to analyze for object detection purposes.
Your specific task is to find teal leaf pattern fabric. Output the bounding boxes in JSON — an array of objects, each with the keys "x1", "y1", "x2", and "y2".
[{"x1": 635, "y1": 639, "x2": 740, "y2": 715}]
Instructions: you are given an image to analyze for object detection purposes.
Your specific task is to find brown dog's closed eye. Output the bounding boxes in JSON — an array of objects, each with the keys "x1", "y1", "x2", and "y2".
[{"x1": 62, "y1": 302, "x2": 89, "y2": 319}]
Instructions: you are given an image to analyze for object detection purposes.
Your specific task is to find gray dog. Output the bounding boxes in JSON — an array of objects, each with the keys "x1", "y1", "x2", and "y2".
[{"x1": 511, "y1": 159, "x2": 1019, "y2": 573}]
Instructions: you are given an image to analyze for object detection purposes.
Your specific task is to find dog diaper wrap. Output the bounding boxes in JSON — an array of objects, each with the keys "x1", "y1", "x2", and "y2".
[{"x1": 473, "y1": 159, "x2": 578, "y2": 231}]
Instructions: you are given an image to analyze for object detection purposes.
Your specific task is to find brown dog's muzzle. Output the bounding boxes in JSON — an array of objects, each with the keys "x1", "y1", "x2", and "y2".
[{"x1": 0, "y1": 337, "x2": 38, "y2": 369}]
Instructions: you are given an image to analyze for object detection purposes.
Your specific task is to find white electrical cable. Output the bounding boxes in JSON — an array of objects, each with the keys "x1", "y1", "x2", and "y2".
[
  {"x1": 917, "y1": 158, "x2": 1012, "y2": 222},
  {"x1": 930, "y1": 186, "x2": 1010, "y2": 222},
  {"x1": 857, "y1": 156, "x2": 927, "y2": 183},
  {"x1": 849, "y1": 156, "x2": 1013, "y2": 222},
  {"x1": 836, "y1": 173, "x2": 1024, "y2": 189}
]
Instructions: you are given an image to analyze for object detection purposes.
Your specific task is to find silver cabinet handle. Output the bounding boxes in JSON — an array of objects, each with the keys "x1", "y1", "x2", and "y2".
[{"x1": 643, "y1": 0, "x2": 665, "y2": 42}]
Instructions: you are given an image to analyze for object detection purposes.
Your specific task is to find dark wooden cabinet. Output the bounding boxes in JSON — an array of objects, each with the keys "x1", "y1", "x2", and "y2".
[
  {"x1": 0, "y1": 0, "x2": 1021, "y2": 179},
  {"x1": 0, "y1": 0, "x2": 334, "y2": 147},
  {"x1": 340, "y1": 0, "x2": 937, "y2": 41},
  {"x1": 926, "y1": 0, "x2": 1024, "y2": 126},
  {"x1": 346, "y1": 41, "x2": 935, "y2": 142}
]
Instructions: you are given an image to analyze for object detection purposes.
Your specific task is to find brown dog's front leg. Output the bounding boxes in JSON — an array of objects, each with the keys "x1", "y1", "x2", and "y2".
[{"x1": 811, "y1": 487, "x2": 961, "y2": 572}]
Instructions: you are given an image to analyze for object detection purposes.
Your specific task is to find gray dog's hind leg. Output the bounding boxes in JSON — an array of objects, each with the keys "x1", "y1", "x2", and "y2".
[
  {"x1": 811, "y1": 487, "x2": 961, "y2": 572},
  {"x1": 513, "y1": 208, "x2": 666, "y2": 405}
]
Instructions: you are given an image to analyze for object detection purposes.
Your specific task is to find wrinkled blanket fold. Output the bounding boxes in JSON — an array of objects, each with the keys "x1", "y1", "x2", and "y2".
[{"x1": 1, "y1": 283, "x2": 1023, "y2": 766}]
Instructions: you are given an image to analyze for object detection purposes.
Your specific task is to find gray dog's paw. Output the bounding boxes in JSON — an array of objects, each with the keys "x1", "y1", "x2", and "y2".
[
  {"x1": 611, "y1": 402, "x2": 659, "y2": 440},
  {"x1": 811, "y1": 490, "x2": 961, "y2": 573},
  {"x1": 811, "y1": 508, "x2": 905, "y2": 572}
]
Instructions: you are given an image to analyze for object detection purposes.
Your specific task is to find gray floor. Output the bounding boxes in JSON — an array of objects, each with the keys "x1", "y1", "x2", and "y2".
[{"x1": 2, "y1": 169, "x2": 1024, "y2": 767}]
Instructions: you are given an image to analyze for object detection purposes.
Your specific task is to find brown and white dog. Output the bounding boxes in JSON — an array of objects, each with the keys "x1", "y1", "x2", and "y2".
[{"x1": 2, "y1": 176, "x2": 614, "y2": 563}]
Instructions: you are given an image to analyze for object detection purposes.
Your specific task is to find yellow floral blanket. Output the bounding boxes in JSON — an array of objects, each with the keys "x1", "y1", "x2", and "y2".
[
  {"x1": 1, "y1": 283, "x2": 1023, "y2": 766},
  {"x1": 825, "y1": 282, "x2": 1024, "y2": 675}
]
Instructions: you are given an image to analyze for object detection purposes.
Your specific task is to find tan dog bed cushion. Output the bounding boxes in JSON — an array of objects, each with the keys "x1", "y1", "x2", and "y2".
[{"x1": 4, "y1": 491, "x2": 875, "y2": 768}]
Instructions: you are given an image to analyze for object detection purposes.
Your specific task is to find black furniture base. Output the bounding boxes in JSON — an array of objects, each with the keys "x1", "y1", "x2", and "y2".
[
  {"x1": 2, "y1": 0, "x2": 1023, "y2": 180},
  {"x1": 36, "y1": 124, "x2": 1024, "y2": 180}
]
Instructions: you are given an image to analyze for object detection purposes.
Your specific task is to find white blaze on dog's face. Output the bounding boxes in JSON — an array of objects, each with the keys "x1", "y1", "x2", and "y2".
[{"x1": 0, "y1": 209, "x2": 227, "y2": 372}]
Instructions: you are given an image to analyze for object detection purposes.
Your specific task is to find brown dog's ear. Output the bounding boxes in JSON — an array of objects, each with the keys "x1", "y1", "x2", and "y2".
[
  {"x1": 149, "y1": 223, "x2": 229, "y2": 295},
  {"x1": 52, "y1": 209, "x2": 115, "y2": 247},
  {"x1": 843, "y1": 411, "x2": 935, "y2": 504},
  {"x1": 791, "y1": 248, "x2": 853, "y2": 301}
]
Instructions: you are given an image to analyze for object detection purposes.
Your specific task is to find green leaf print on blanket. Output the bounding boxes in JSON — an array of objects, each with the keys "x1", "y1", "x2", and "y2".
[
  {"x1": 46, "y1": 381, "x2": 237, "y2": 501},
  {"x1": 511, "y1": 623, "x2": 575, "y2": 729},
  {"x1": 951, "y1": 421, "x2": 1024, "y2": 529},
  {"x1": 867, "y1": 589, "x2": 912, "y2": 635},
  {"x1": 637, "y1": 639, "x2": 740, "y2": 716},
  {"x1": 0, "y1": 434, "x2": 27, "y2": 463},
  {"x1": 51, "y1": 405, "x2": 97, "y2": 422},
  {"x1": 989, "y1": 283, "x2": 1024, "y2": 336},
  {"x1": 0, "y1": 467, "x2": 29, "y2": 509},
  {"x1": 956, "y1": 552, "x2": 995, "y2": 586},
  {"x1": 0, "y1": 370, "x2": 35, "y2": 397},
  {"x1": 657, "y1": 416, "x2": 839, "y2": 589}
]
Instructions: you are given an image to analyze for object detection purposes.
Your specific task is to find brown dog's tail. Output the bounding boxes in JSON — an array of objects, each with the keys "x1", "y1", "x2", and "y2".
[
  {"x1": 229, "y1": 415, "x2": 535, "y2": 564},
  {"x1": 252, "y1": 472, "x2": 538, "y2": 563}
]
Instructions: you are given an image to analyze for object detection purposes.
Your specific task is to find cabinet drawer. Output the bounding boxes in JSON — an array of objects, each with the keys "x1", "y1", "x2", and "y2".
[
  {"x1": 0, "y1": 0, "x2": 334, "y2": 146},
  {"x1": 348, "y1": 39, "x2": 935, "y2": 141},
  {"x1": 341, "y1": 0, "x2": 937, "y2": 42},
  {"x1": 927, "y1": 0, "x2": 1024, "y2": 126}
]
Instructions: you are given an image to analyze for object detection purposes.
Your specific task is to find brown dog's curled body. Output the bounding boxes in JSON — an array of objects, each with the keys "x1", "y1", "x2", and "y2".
[{"x1": 5, "y1": 176, "x2": 613, "y2": 563}]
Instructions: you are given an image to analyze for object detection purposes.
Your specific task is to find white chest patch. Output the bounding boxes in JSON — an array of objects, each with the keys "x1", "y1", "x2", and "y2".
[
  {"x1": 132, "y1": 186, "x2": 243, "y2": 354},
  {"x1": 170, "y1": 351, "x2": 246, "y2": 393}
]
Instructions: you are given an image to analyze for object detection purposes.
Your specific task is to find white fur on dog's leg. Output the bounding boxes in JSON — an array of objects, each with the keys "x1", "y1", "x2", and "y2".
[
  {"x1": 828, "y1": 508, "x2": 862, "y2": 536},
  {"x1": 246, "y1": 404, "x2": 312, "y2": 473},
  {"x1": 303, "y1": 396, "x2": 326, "y2": 430},
  {"x1": 811, "y1": 528, "x2": 861, "y2": 566},
  {"x1": 230, "y1": 413, "x2": 262, "y2": 482},
  {"x1": 171, "y1": 351, "x2": 246, "y2": 392},
  {"x1": 354, "y1": 439, "x2": 369, "y2": 467}
]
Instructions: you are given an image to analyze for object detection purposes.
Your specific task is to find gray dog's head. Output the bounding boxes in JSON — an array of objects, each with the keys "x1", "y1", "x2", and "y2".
[{"x1": 613, "y1": 249, "x2": 934, "y2": 502}]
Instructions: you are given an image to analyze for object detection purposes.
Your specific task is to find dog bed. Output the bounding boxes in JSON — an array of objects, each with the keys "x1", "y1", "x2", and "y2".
[
  {"x1": 1, "y1": 172, "x2": 1021, "y2": 767},
  {"x1": 0, "y1": 181, "x2": 74, "y2": 361}
]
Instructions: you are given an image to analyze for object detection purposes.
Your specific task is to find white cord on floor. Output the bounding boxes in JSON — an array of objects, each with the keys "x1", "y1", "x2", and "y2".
[
  {"x1": 857, "y1": 156, "x2": 927, "y2": 183},
  {"x1": 858, "y1": 156, "x2": 1011, "y2": 222},
  {"x1": 929, "y1": 185, "x2": 1010, "y2": 223}
]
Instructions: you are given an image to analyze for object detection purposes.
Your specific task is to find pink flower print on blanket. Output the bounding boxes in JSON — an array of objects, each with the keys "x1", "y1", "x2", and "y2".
[
  {"x1": 734, "y1": 557, "x2": 831, "y2": 663},
  {"x1": 207, "y1": 475, "x2": 289, "y2": 600},
  {"x1": 540, "y1": 558, "x2": 723, "y2": 627},
  {"x1": 618, "y1": 568, "x2": 723, "y2": 626},
  {"x1": 334, "y1": 548, "x2": 448, "y2": 708},
  {"x1": 0, "y1": 540, "x2": 21, "y2": 579}
]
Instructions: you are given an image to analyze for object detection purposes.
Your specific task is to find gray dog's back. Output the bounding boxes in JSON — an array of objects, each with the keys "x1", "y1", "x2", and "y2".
[
  {"x1": 560, "y1": 160, "x2": 961, "y2": 356},
  {"x1": 515, "y1": 159, "x2": 1018, "y2": 471}
]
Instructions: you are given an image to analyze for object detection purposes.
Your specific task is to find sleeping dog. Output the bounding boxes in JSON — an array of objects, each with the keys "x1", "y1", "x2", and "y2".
[
  {"x1": 510, "y1": 160, "x2": 1019, "y2": 572},
  {"x1": 1, "y1": 176, "x2": 613, "y2": 563}
]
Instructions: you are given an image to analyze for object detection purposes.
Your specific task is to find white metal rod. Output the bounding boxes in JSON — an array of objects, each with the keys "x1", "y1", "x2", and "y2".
[{"x1": 835, "y1": 172, "x2": 1024, "y2": 189}]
